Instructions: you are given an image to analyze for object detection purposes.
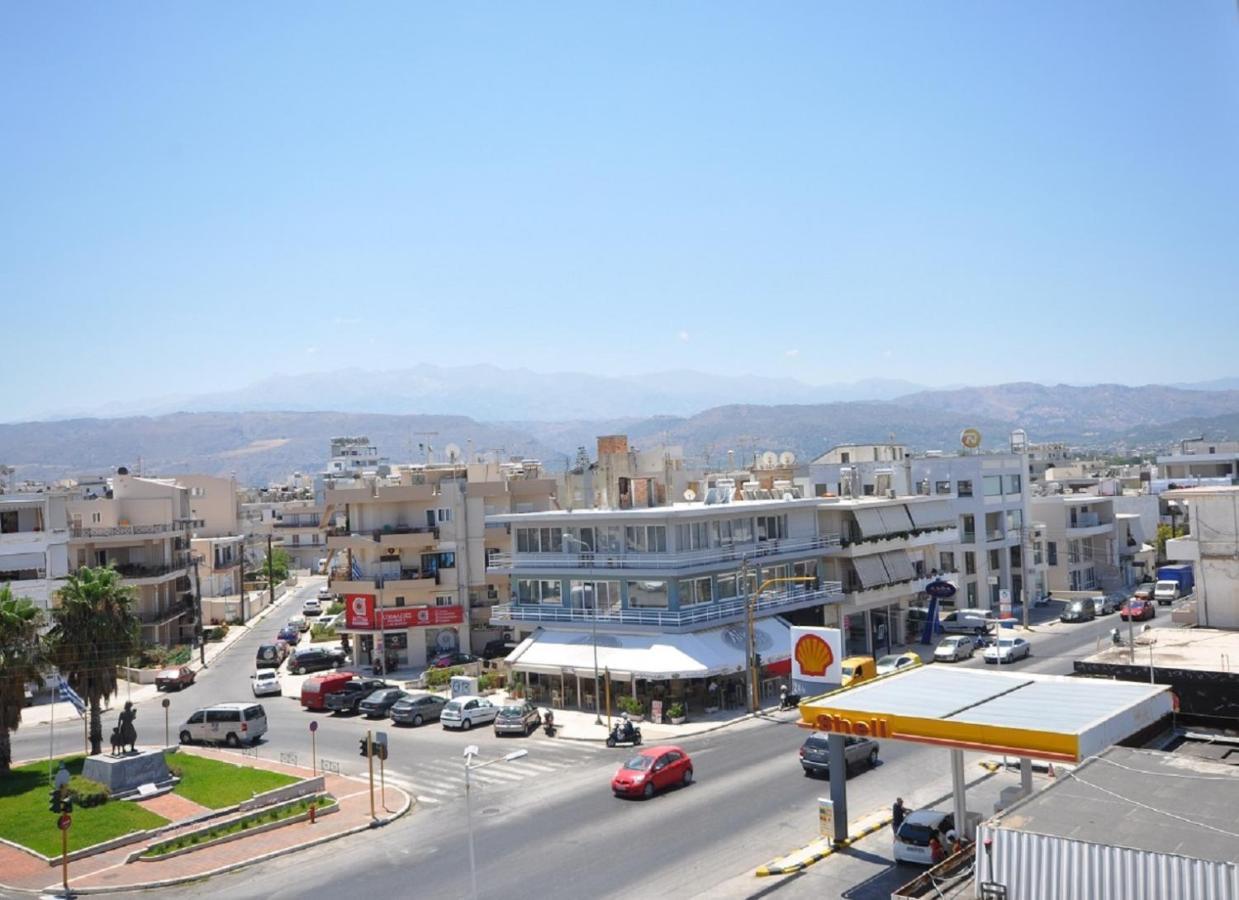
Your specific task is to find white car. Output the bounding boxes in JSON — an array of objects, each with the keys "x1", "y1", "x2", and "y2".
[
  {"x1": 317, "y1": 586, "x2": 333, "y2": 602},
  {"x1": 440, "y1": 695, "x2": 498, "y2": 730},
  {"x1": 302, "y1": 598, "x2": 323, "y2": 617},
  {"x1": 984, "y1": 636, "x2": 1031, "y2": 665},
  {"x1": 251, "y1": 670, "x2": 282, "y2": 697},
  {"x1": 934, "y1": 635, "x2": 976, "y2": 662},
  {"x1": 287, "y1": 615, "x2": 310, "y2": 633},
  {"x1": 893, "y1": 809, "x2": 955, "y2": 865}
]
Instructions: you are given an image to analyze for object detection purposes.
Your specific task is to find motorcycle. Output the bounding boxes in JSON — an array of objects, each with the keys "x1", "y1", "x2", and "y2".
[
  {"x1": 779, "y1": 691, "x2": 801, "y2": 711},
  {"x1": 543, "y1": 710, "x2": 556, "y2": 737},
  {"x1": 606, "y1": 720, "x2": 643, "y2": 748}
]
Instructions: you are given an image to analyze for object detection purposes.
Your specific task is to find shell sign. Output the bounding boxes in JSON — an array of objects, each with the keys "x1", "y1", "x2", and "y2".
[{"x1": 790, "y1": 627, "x2": 842, "y2": 683}]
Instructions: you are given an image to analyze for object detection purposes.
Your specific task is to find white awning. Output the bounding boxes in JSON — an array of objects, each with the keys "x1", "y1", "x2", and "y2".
[
  {"x1": 876, "y1": 504, "x2": 914, "y2": 534},
  {"x1": 908, "y1": 500, "x2": 954, "y2": 529},
  {"x1": 880, "y1": 550, "x2": 917, "y2": 582},
  {"x1": 504, "y1": 618, "x2": 792, "y2": 680},
  {"x1": 852, "y1": 508, "x2": 887, "y2": 538},
  {"x1": 0, "y1": 552, "x2": 44, "y2": 571},
  {"x1": 852, "y1": 555, "x2": 892, "y2": 589}
]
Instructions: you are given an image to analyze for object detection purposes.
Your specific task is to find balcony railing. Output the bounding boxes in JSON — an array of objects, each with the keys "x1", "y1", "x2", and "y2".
[
  {"x1": 71, "y1": 523, "x2": 184, "y2": 539},
  {"x1": 327, "y1": 525, "x2": 439, "y2": 541},
  {"x1": 489, "y1": 534, "x2": 842, "y2": 572},
  {"x1": 490, "y1": 583, "x2": 843, "y2": 629},
  {"x1": 960, "y1": 531, "x2": 976, "y2": 544},
  {"x1": 1070, "y1": 513, "x2": 1101, "y2": 529},
  {"x1": 113, "y1": 554, "x2": 190, "y2": 580},
  {"x1": 273, "y1": 519, "x2": 321, "y2": 529},
  {"x1": 330, "y1": 567, "x2": 443, "y2": 587}
]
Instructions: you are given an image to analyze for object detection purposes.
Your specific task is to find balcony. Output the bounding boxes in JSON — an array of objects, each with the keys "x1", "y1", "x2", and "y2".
[
  {"x1": 488, "y1": 534, "x2": 842, "y2": 574},
  {"x1": 139, "y1": 604, "x2": 190, "y2": 627},
  {"x1": 1070, "y1": 513, "x2": 1100, "y2": 528},
  {"x1": 489, "y1": 583, "x2": 844, "y2": 633},
  {"x1": 71, "y1": 523, "x2": 184, "y2": 540},
  {"x1": 273, "y1": 519, "x2": 321, "y2": 529},
  {"x1": 113, "y1": 554, "x2": 190, "y2": 581},
  {"x1": 330, "y1": 566, "x2": 444, "y2": 589},
  {"x1": 836, "y1": 526, "x2": 958, "y2": 557}
]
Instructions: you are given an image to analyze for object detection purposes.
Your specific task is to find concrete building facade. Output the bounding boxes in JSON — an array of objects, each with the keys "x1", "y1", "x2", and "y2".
[
  {"x1": 0, "y1": 491, "x2": 71, "y2": 615},
  {"x1": 1164, "y1": 485, "x2": 1239, "y2": 629}
]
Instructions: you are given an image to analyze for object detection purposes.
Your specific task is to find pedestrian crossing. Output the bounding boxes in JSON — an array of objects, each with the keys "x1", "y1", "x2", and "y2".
[{"x1": 381, "y1": 739, "x2": 609, "y2": 805}]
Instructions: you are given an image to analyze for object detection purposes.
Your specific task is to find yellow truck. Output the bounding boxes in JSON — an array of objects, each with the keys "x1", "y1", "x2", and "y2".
[{"x1": 840, "y1": 655, "x2": 877, "y2": 688}]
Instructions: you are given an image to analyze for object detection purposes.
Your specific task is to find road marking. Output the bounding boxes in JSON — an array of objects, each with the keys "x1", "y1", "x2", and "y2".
[
  {"x1": 533, "y1": 739, "x2": 601, "y2": 752},
  {"x1": 505, "y1": 760, "x2": 557, "y2": 773},
  {"x1": 417, "y1": 795, "x2": 441, "y2": 804}
]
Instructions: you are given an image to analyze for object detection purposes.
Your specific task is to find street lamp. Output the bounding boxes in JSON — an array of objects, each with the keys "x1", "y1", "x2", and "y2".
[
  {"x1": 464, "y1": 747, "x2": 527, "y2": 900},
  {"x1": 561, "y1": 533, "x2": 602, "y2": 725},
  {"x1": 740, "y1": 558, "x2": 815, "y2": 714}
]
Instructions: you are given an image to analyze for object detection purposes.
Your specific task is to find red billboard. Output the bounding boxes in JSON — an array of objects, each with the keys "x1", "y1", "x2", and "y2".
[{"x1": 343, "y1": 594, "x2": 462, "y2": 630}]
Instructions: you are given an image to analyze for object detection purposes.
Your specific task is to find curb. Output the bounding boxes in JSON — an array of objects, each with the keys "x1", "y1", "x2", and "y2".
[{"x1": 555, "y1": 707, "x2": 796, "y2": 743}]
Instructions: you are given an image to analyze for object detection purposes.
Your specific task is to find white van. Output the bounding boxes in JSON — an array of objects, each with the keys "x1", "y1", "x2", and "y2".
[
  {"x1": 179, "y1": 703, "x2": 268, "y2": 747},
  {"x1": 1153, "y1": 580, "x2": 1181, "y2": 605},
  {"x1": 939, "y1": 611, "x2": 993, "y2": 636}
]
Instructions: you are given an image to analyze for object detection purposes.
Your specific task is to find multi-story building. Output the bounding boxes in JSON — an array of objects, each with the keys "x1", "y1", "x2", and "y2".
[
  {"x1": 0, "y1": 490, "x2": 71, "y2": 615},
  {"x1": 561, "y1": 435, "x2": 697, "y2": 511},
  {"x1": 177, "y1": 474, "x2": 245, "y2": 604},
  {"x1": 325, "y1": 460, "x2": 557, "y2": 668},
  {"x1": 1156, "y1": 439, "x2": 1239, "y2": 486},
  {"x1": 323, "y1": 436, "x2": 389, "y2": 485},
  {"x1": 1163, "y1": 485, "x2": 1239, "y2": 629},
  {"x1": 66, "y1": 469, "x2": 195, "y2": 647},
  {"x1": 241, "y1": 487, "x2": 326, "y2": 572},
  {"x1": 1029, "y1": 494, "x2": 1122, "y2": 593}
]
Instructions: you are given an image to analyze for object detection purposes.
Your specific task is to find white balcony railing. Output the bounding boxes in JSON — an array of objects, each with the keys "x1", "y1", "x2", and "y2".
[
  {"x1": 488, "y1": 534, "x2": 842, "y2": 573},
  {"x1": 1070, "y1": 513, "x2": 1101, "y2": 529},
  {"x1": 489, "y1": 583, "x2": 843, "y2": 630}
]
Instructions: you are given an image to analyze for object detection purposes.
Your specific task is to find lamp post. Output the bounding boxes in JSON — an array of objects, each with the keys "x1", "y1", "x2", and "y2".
[
  {"x1": 561, "y1": 533, "x2": 602, "y2": 724},
  {"x1": 741, "y1": 560, "x2": 816, "y2": 714},
  {"x1": 464, "y1": 747, "x2": 527, "y2": 900}
]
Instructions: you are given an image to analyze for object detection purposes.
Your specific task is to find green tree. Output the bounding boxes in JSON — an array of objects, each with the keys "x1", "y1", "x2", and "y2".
[
  {"x1": 0, "y1": 585, "x2": 47, "y2": 774},
  {"x1": 263, "y1": 547, "x2": 291, "y2": 584},
  {"x1": 48, "y1": 566, "x2": 141, "y2": 756},
  {"x1": 1156, "y1": 523, "x2": 1186, "y2": 562}
]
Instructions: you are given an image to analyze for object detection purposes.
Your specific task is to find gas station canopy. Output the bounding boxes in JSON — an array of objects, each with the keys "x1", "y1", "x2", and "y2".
[{"x1": 798, "y1": 667, "x2": 1173, "y2": 763}]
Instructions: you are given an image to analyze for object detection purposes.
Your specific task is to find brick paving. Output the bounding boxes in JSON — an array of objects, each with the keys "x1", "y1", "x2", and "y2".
[{"x1": 136, "y1": 791, "x2": 210, "y2": 821}]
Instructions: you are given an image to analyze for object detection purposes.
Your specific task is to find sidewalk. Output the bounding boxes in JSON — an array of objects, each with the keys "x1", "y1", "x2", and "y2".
[{"x1": 0, "y1": 743, "x2": 410, "y2": 896}]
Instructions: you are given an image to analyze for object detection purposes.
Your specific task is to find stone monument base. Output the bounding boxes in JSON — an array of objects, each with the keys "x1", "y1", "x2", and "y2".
[{"x1": 82, "y1": 748, "x2": 174, "y2": 798}]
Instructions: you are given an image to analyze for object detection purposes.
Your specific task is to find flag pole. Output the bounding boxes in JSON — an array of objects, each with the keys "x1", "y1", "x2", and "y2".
[{"x1": 49, "y1": 675, "x2": 55, "y2": 781}]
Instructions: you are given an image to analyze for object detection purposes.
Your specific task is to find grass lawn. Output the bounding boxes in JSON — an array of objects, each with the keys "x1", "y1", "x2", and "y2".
[
  {"x1": 0, "y1": 757, "x2": 168, "y2": 858},
  {"x1": 171, "y1": 753, "x2": 299, "y2": 809}
]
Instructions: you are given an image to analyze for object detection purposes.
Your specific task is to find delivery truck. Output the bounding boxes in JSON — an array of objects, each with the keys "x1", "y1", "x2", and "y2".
[{"x1": 1154, "y1": 564, "x2": 1194, "y2": 605}]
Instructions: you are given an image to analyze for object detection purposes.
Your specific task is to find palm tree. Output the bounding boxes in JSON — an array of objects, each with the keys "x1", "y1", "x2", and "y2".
[
  {"x1": 0, "y1": 584, "x2": 47, "y2": 774},
  {"x1": 48, "y1": 566, "x2": 141, "y2": 756}
]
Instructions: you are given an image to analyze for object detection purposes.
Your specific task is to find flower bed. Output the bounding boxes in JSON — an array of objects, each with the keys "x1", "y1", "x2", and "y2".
[{"x1": 138, "y1": 795, "x2": 336, "y2": 861}]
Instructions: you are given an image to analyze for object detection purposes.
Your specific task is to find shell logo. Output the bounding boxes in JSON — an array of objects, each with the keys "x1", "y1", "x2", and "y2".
[{"x1": 794, "y1": 633, "x2": 834, "y2": 677}]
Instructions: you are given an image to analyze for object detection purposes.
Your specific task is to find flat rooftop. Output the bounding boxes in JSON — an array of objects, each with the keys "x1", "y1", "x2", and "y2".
[
  {"x1": 1077, "y1": 627, "x2": 1239, "y2": 674},
  {"x1": 990, "y1": 746, "x2": 1239, "y2": 865}
]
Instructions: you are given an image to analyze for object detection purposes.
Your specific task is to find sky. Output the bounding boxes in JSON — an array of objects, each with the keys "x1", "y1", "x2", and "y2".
[{"x1": 2, "y1": 2, "x2": 1238, "y2": 422}]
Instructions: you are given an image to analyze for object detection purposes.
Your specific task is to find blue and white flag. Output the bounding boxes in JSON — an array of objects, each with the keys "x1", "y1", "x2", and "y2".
[
  {"x1": 57, "y1": 677, "x2": 86, "y2": 717},
  {"x1": 350, "y1": 555, "x2": 362, "y2": 580}
]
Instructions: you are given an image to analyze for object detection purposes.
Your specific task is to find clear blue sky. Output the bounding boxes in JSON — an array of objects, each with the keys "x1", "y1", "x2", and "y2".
[{"x1": 2, "y1": 2, "x2": 1237, "y2": 421}]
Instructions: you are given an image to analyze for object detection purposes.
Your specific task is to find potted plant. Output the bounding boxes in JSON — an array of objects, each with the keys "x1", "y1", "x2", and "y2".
[
  {"x1": 618, "y1": 695, "x2": 644, "y2": 722},
  {"x1": 667, "y1": 702, "x2": 686, "y2": 725}
]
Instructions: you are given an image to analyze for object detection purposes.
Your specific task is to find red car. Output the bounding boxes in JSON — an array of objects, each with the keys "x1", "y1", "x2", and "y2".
[
  {"x1": 1120, "y1": 598, "x2": 1156, "y2": 622},
  {"x1": 155, "y1": 666, "x2": 196, "y2": 691},
  {"x1": 611, "y1": 745, "x2": 693, "y2": 799}
]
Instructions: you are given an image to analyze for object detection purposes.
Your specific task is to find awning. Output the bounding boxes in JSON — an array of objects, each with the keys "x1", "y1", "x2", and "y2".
[
  {"x1": 0, "y1": 552, "x2": 44, "y2": 571},
  {"x1": 852, "y1": 508, "x2": 887, "y2": 538},
  {"x1": 880, "y1": 550, "x2": 917, "y2": 582},
  {"x1": 876, "y1": 505, "x2": 914, "y2": 534},
  {"x1": 851, "y1": 555, "x2": 892, "y2": 589},
  {"x1": 504, "y1": 617, "x2": 793, "y2": 680},
  {"x1": 908, "y1": 500, "x2": 954, "y2": 529}
]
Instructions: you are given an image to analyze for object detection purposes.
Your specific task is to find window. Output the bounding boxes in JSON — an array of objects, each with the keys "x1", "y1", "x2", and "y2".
[
  {"x1": 966, "y1": 582, "x2": 977, "y2": 605},
  {"x1": 1047, "y1": 541, "x2": 1058, "y2": 566},
  {"x1": 570, "y1": 581, "x2": 618, "y2": 610},
  {"x1": 421, "y1": 552, "x2": 455, "y2": 572},
  {"x1": 1068, "y1": 541, "x2": 1081, "y2": 564},
  {"x1": 939, "y1": 551, "x2": 955, "y2": 572},
  {"x1": 957, "y1": 480, "x2": 973, "y2": 497},
  {"x1": 436, "y1": 508, "x2": 453, "y2": 523},
  {"x1": 1004, "y1": 474, "x2": 1022, "y2": 495},
  {"x1": 935, "y1": 481, "x2": 952, "y2": 495},
  {"x1": 394, "y1": 596, "x2": 406, "y2": 607},
  {"x1": 985, "y1": 512, "x2": 1003, "y2": 540},
  {"x1": 677, "y1": 576, "x2": 713, "y2": 606},
  {"x1": 961, "y1": 514, "x2": 975, "y2": 543},
  {"x1": 91, "y1": 512, "x2": 102, "y2": 524},
  {"x1": 983, "y1": 476, "x2": 1002, "y2": 497},
  {"x1": 756, "y1": 515, "x2": 787, "y2": 541},
  {"x1": 625, "y1": 525, "x2": 666, "y2": 554},
  {"x1": 676, "y1": 522, "x2": 712, "y2": 552},
  {"x1": 627, "y1": 581, "x2": 668, "y2": 608},
  {"x1": 964, "y1": 552, "x2": 976, "y2": 575},
  {"x1": 435, "y1": 595, "x2": 454, "y2": 606},
  {"x1": 988, "y1": 549, "x2": 1001, "y2": 570},
  {"x1": 1006, "y1": 509, "x2": 1023, "y2": 532},
  {"x1": 539, "y1": 527, "x2": 563, "y2": 553},
  {"x1": 516, "y1": 580, "x2": 562, "y2": 604}
]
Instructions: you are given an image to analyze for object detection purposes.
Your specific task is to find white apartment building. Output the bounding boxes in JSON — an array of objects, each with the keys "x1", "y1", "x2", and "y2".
[
  {"x1": 1156, "y1": 439, "x2": 1239, "y2": 486},
  {"x1": 326, "y1": 460, "x2": 557, "y2": 668},
  {"x1": 0, "y1": 490, "x2": 71, "y2": 615},
  {"x1": 1030, "y1": 495, "x2": 1123, "y2": 593},
  {"x1": 1163, "y1": 485, "x2": 1239, "y2": 629},
  {"x1": 241, "y1": 488, "x2": 326, "y2": 572},
  {"x1": 323, "y1": 436, "x2": 390, "y2": 484}
]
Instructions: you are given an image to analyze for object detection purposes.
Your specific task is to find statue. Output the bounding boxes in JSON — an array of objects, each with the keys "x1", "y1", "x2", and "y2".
[{"x1": 116, "y1": 701, "x2": 138, "y2": 754}]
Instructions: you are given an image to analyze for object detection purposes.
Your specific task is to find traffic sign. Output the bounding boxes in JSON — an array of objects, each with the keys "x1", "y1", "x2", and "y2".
[
  {"x1": 161, "y1": 698, "x2": 170, "y2": 709},
  {"x1": 309, "y1": 721, "x2": 318, "y2": 733},
  {"x1": 58, "y1": 814, "x2": 71, "y2": 831}
]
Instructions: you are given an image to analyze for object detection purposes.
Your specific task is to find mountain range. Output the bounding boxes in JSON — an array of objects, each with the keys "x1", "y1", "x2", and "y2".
[{"x1": 6, "y1": 378, "x2": 1239, "y2": 486}]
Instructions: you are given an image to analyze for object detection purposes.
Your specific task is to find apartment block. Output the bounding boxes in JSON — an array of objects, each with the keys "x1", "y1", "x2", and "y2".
[
  {"x1": 561, "y1": 435, "x2": 697, "y2": 511},
  {"x1": 1163, "y1": 485, "x2": 1239, "y2": 629},
  {"x1": 66, "y1": 469, "x2": 195, "y2": 647},
  {"x1": 1029, "y1": 494, "x2": 1122, "y2": 593},
  {"x1": 0, "y1": 490, "x2": 71, "y2": 615},
  {"x1": 1156, "y1": 439, "x2": 1239, "y2": 487},
  {"x1": 241, "y1": 487, "x2": 326, "y2": 572},
  {"x1": 326, "y1": 460, "x2": 557, "y2": 668}
]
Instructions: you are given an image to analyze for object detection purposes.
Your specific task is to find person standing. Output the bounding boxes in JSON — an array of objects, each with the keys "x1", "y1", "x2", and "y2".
[{"x1": 891, "y1": 797, "x2": 906, "y2": 835}]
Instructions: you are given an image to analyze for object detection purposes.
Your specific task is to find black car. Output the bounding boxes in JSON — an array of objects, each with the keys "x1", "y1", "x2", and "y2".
[
  {"x1": 799, "y1": 733, "x2": 879, "y2": 778},
  {"x1": 325, "y1": 677, "x2": 391, "y2": 713},
  {"x1": 482, "y1": 639, "x2": 518, "y2": 661},
  {"x1": 359, "y1": 688, "x2": 410, "y2": 719},
  {"x1": 391, "y1": 692, "x2": 449, "y2": 726},
  {"x1": 288, "y1": 647, "x2": 347, "y2": 675},
  {"x1": 256, "y1": 643, "x2": 287, "y2": 669},
  {"x1": 1059, "y1": 600, "x2": 1096, "y2": 624}
]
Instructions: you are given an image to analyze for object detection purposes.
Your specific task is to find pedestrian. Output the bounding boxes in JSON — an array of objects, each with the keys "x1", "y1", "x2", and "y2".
[
  {"x1": 891, "y1": 797, "x2": 906, "y2": 835},
  {"x1": 929, "y1": 834, "x2": 944, "y2": 863}
]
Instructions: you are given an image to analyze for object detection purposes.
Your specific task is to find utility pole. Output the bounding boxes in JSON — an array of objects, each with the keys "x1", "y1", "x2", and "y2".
[
  {"x1": 191, "y1": 555, "x2": 205, "y2": 666},
  {"x1": 267, "y1": 534, "x2": 276, "y2": 615}
]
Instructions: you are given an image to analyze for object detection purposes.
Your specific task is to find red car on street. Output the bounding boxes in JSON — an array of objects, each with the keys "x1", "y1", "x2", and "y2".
[
  {"x1": 1120, "y1": 598, "x2": 1156, "y2": 622},
  {"x1": 611, "y1": 745, "x2": 693, "y2": 799}
]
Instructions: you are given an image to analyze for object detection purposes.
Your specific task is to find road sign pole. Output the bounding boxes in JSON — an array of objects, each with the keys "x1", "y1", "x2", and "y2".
[
  {"x1": 367, "y1": 730, "x2": 375, "y2": 821},
  {"x1": 309, "y1": 720, "x2": 319, "y2": 776},
  {"x1": 162, "y1": 698, "x2": 171, "y2": 748},
  {"x1": 59, "y1": 814, "x2": 70, "y2": 896},
  {"x1": 380, "y1": 754, "x2": 386, "y2": 811}
]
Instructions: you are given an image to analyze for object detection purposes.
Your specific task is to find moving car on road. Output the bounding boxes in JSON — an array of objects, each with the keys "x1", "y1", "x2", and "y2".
[
  {"x1": 302, "y1": 598, "x2": 322, "y2": 617},
  {"x1": 1060, "y1": 600, "x2": 1096, "y2": 623},
  {"x1": 325, "y1": 677, "x2": 391, "y2": 713},
  {"x1": 317, "y1": 585, "x2": 333, "y2": 602},
  {"x1": 876, "y1": 653, "x2": 921, "y2": 676},
  {"x1": 933, "y1": 635, "x2": 976, "y2": 662},
  {"x1": 493, "y1": 701, "x2": 542, "y2": 736},
  {"x1": 799, "y1": 733, "x2": 878, "y2": 778},
  {"x1": 179, "y1": 703, "x2": 268, "y2": 748},
  {"x1": 359, "y1": 688, "x2": 410, "y2": 719},
  {"x1": 251, "y1": 670, "x2": 281, "y2": 697},
  {"x1": 277, "y1": 626, "x2": 301, "y2": 646},
  {"x1": 155, "y1": 666, "x2": 196, "y2": 691},
  {"x1": 984, "y1": 636, "x2": 1031, "y2": 665},
  {"x1": 1120, "y1": 598, "x2": 1156, "y2": 622},
  {"x1": 611, "y1": 746, "x2": 693, "y2": 799},
  {"x1": 440, "y1": 695, "x2": 498, "y2": 730},
  {"x1": 1092, "y1": 594, "x2": 1120, "y2": 616},
  {"x1": 940, "y1": 611, "x2": 993, "y2": 636},
  {"x1": 256, "y1": 643, "x2": 288, "y2": 669},
  {"x1": 391, "y1": 692, "x2": 449, "y2": 726}
]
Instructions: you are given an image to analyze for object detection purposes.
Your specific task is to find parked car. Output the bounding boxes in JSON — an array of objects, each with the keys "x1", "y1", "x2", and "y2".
[
  {"x1": 256, "y1": 643, "x2": 288, "y2": 669},
  {"x1": 391, "y1": 691, "x2": 449, "y2": 726},
  {"x1": 317, "y1": 585, "x2": 333, "y2": 602},
  {"x1": 893, "y1": 809, "x2": 956, "y2": 865},
  {"x1": 984, "y1": 636, "x2": 1031, "y2": 665},
  {"x1": 934, "y1": 635, "x2": 977, "y2": 662},
  {"x1": 840, "y1": 656, "x2": 877, "y2": 688},
  {"x1": 493, "y1": 701, "x2": 542, "y2": 736},
  {"x1": 155, "y1": 666, "x2": 196, "y2": 691},
  {"x1": 1060, "y1": 600, "x2": 1096, "y2": 623},
  {"x1": 611, "y1": 745, "x2": 693, "y2": 799},
  {"x1": 277, "y1": 626, "x2": 301, "y2": 646},
  {"x1": 940, "y1": 611, "x2": 993, "y2": 636},
  {"x1": 1133, "y1": 583, "x2": 1156, "y2": 603},
  {"x1": 440, "y1": 695, "x2": 498, "y2": 730},
  {"x1": 179, "y1": 703, "x2": 268, "y2": 747},
  {"x1": 251, "y1": 670, "x2": 281, "y2": 697},
  {"x1": 300, "y1": 670, "x2": 357, "y2": 710},
  {"x1": 432, "y1": 652, "x2": 477, "y2": 669},
  {"x1": 799, "y1": 732, "x2": 879, "y2": 778},
  {"x1": 288, "y1": 646, "x2": 346, "y2": 675},
  {"x1": 1120, "y1": 598, "x2": 1157, "y2": 622},
  {"x1": 324, "y1": 677, "x2": 390, "y2": 713},
  {"x1": 1092, "y1": 594, "x2": 1120, "y2": 616},
  {"x1": 876, "y1": 653, "x2": 921, "y2": 676},
  {"x1": 359, "y1": 688, "x2": 410, "y2": 719},
  {"x1": 289, "y1": 616, "x2": 311, "y2": 633},
  {"x1": 302, "y1": 598, "x2": 322, "y2": 617},
  {"x1": 482, "y1": 639, "x2": 518, "y2": 661}
]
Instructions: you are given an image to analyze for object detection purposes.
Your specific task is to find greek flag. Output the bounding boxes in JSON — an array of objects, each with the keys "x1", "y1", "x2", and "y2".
[
  {"x1": 350, "y1": 555, "x2": 362, "y2": 581},
  {"x1": 57, "y1": 677, "x2": 86, "y2": 717}
]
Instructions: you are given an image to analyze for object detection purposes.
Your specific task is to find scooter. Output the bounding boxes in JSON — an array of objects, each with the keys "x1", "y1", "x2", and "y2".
[
  {"x1": 779, "y1": 691, "x2": 801, "y2": 711},
  {"x1": 543, "y1": 710, "x2": 556, "y2": 737},
  {"x1": 606, "y1": 721, "x2": 643, "y2": 748}
]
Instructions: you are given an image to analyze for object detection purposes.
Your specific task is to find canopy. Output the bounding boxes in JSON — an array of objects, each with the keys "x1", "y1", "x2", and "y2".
[
  {"x1": 851, "y1": 555, "x2": 892, "y2": 589},
  {"x1": 880, "y1": 550, "x2": 917, "y2": 582},
  {"x1": 908, "y1": 500, "x2": 954, "y2": 529},
  {"x1": 876, "y1": 505, "x2": 914, "y2": 533},
  {"x1": 851, "y1": 508, "x2": 887, "y2": 539}
]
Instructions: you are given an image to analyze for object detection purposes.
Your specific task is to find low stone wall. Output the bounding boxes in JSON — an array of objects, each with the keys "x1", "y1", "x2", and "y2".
[
  {"x1": 131, "y1": 796, "x2": 337, "y2": 863},
  {"x1": 239, "y1": 775, "x2": 324, "y2": 812},
  {"x1": 118, "y1": 667, "x2": 160, "y2": 685}
]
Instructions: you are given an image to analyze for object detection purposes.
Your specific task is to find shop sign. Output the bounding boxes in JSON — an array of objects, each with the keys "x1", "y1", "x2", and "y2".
[
  {"x1": 790, "y1": 627, "x2": 842, "y2": 683},
  {"x1": 651, "y1": 700, "x2": 663, "y2": 723},
  {"x1": 924, "y1": 580, "x2": 957, "y2": 599},
  {"x1": 818, "y1": 798, "x2": 833, "y2": 837},
  {"x1": 812, "y1": 712, "x2": 892, "y2": 738},
  {"x1": 344, "y1": 594, "x2": 376, "y2": 629},
  {"x1": 344, "y1": 595, "x2": 463, "y2": 630}
]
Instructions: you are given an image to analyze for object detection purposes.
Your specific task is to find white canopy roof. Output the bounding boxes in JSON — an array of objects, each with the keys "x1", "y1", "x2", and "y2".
[{"x1": 505, "y1": 617, "x2": 793, "y2": 680}]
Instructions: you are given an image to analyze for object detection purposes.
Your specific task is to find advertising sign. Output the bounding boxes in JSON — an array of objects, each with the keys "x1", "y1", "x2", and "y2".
[
  {"x1": 651, "y1": 700, "x2": 663, "y2": 724},
  {"x1": 924, "y1": 580, "x2": 957, "y2": 599},
  {"x1": 344, "y1": 595, "x2": 464, "y2": 630},
  {"x1": 789, "y1": 627, "x2": 842, "y2": 684},
  {"x1": 999, "y1": 589, "x2": 1012, "y2": 617},
  {"x1": 344, "y1": 594, "x2": 376, "y2": 629},
  {"x1": 818, "y1": 798, "x2": 834, "y2": 837},
  {"x1": 450, "y1": 675, "x2": 478, "y2": 698}
]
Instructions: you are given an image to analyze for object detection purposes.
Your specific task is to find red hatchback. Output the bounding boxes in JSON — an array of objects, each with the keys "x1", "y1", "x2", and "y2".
[
  {"x1": 1120, "y1": 598, "x2": 1156, "y2": 622},
  {"x1": 611, "y1": 745, "x2": 693, "y2": 799}
]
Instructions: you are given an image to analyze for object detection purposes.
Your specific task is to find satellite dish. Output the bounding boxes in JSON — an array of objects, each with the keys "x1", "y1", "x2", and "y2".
[
  {"x1": 779, "y1": 451, "x2": 796, "y2": 466},
  {"x1": 760, "y1": 451, "x2": 779, "y2": 468},
  {"x1": 683, "y1": 488, "x2": 697, "y2": 502},
  {"x1": 445, "y1": 443, "x2": 463, "y2": 463}
]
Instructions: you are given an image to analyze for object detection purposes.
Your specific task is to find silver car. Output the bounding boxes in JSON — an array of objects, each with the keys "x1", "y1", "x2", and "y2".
[
  {"x1": 933, "y1": 635, "x2": 976, "y2": 662},
  {"x1": 440, "y1": 695, "x2": 498, "y2": 730},
  {"x1": 1092, "y1": 594, "x2": 1119, "y2": 616}
]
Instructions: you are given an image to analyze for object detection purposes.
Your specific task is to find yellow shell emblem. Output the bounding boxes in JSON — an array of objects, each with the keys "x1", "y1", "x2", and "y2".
[{"x1": 794, "y1": 633, "x2": 834, "y2": 677}]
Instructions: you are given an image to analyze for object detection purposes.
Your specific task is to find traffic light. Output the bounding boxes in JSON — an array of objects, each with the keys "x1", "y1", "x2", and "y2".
[
  {"x1": 358, "y1": 737, "x2": 371, "y2": 758},
  {"x1": 62, "y1": 796, "x2": 73, "y2": 814},
  {"x1": 49, "y1": 789, "x2": 61, "y2": 814}
]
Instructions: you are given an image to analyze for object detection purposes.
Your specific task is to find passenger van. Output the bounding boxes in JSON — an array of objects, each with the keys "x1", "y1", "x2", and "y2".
[
  {"x1": 939, "y1": 611, "x2": 993, "y2": 636},
  {"x1": 179, "y1": 703, "x2": 268, "y2": 747}
]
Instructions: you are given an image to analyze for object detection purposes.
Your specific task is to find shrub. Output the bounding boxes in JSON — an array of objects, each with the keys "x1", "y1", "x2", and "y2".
[
  {"x1": 310, "y1": 624, "x2": 337, "y2": 643},
  {"x1": 666, "y1": 702, "x2": 685, "y2": 719},
  {"x1": 66, "y1": 775, "x2": 109, "y2": 808},
  {"x1": 617, "y1": 696, "x2": 643, "y2": 716},
  {"x1": 326, "y1": 601, "x2": 345, "y2": 616},
  {"x1": 204, "y1": 624, "x2": 230, "y2": 642},
  {"x1": 425, "y1": 665, "x2": 464, "y2": 688}
]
